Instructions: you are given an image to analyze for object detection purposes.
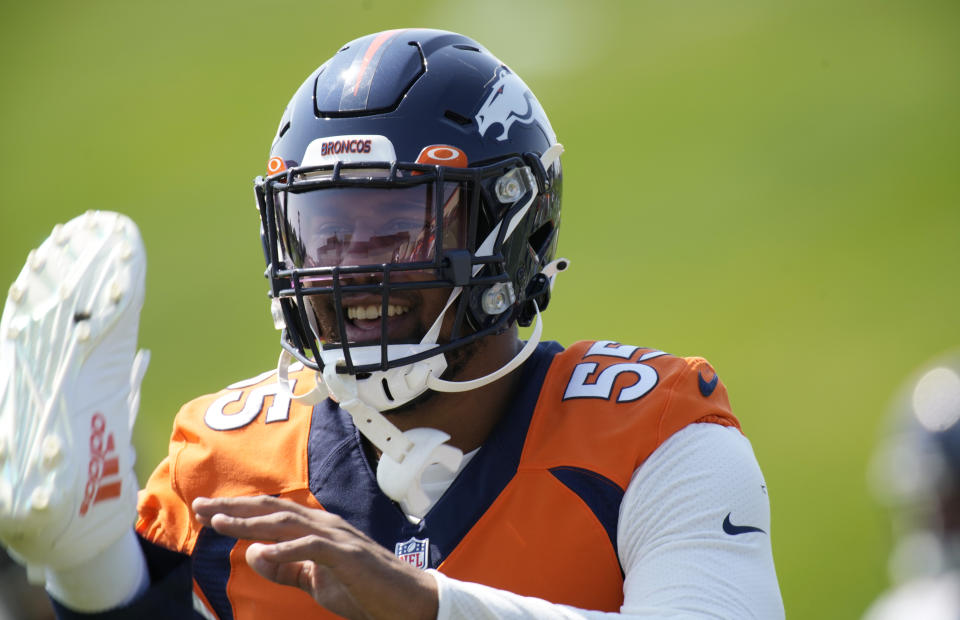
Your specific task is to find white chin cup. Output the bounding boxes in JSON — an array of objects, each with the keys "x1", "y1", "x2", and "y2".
[
  {"x1": 319, "y1": 345, "x2": 447, "y2": 411},
  {"x1": 319, "y1": 362, "x2": 463, "y2": 520},
  {"x1": 376, "y1": 427, "x2": 463, "y2": 519}
]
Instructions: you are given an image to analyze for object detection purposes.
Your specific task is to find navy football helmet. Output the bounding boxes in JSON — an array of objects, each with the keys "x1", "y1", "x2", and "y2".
[
  {"x1": 255, "y1": 29, "x2": 563, "y2": 389},
  {"x1": 871, "y1": 352, "x2": 960, "y2": 580}
]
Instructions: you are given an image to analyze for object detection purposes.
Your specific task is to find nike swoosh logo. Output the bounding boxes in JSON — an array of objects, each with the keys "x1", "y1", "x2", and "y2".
[
  {"x1": 723, "y1": 513, "x2": 766, "y2": 535},
  {"x1": 698, "y1": 371, "x2": 718, "y2": 397}
]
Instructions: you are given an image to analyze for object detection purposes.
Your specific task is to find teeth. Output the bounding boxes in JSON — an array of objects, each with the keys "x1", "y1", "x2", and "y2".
[
  {"x1": 388, "y1": 305, "x2": 409, "y2": 318},
  {"x1": 346, "y1": 304, "x2": 410, "y2": 321}
]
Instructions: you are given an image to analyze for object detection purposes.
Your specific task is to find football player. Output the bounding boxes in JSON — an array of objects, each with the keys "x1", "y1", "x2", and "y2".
[
  {"x1": 0, "y1": 29, "x2": 784, "y2": 618},
  {"x1": 865, "y1": 354, "x2": 960, "y2": 619}
]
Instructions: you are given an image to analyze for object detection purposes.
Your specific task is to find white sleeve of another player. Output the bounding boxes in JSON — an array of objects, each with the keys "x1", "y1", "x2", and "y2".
[
  {"x1": 430, "y1": 423, "x2": 784, "y2": 619},
  {"x1": 45, "y1": 528, "x2": 148, "y2": 612}
]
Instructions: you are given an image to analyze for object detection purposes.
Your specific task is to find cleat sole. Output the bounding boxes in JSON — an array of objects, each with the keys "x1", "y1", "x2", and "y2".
[{"x1": 0, "y1": 211, "x2": 147, "y2": 571}]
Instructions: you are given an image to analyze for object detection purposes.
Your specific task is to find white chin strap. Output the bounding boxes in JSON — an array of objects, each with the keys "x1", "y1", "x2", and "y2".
[{"x1": 275, "y1": 145, "x2": 565, "y2": 519}]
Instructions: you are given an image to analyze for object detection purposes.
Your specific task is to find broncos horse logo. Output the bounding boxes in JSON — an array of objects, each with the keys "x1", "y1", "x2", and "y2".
[{"x1": 475, "y1": 68, "x2": 536, "y2": 141}]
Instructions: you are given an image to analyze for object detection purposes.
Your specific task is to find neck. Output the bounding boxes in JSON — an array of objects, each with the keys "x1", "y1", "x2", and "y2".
[{"x1": 384, "y1": 327, "x2": 523, "y2": 453}]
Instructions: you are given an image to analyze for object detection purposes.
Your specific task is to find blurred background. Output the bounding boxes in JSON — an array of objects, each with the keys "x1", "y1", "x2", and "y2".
[{"x1": 1, "y1": 0, "x2": 957, "y2": 617}]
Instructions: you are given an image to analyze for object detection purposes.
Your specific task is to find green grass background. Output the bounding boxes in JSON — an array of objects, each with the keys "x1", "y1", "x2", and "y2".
[{"x1": 1, "y1": 1, "x2": 958, "y2": 617}]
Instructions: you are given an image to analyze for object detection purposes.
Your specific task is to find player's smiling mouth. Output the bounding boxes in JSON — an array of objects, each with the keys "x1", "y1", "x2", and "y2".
[
  {"x1": 346, "y1": 303, "x2": 411, "y2": 321},
  {"x1": 341, "y1": 299, "x2": 416, "y2": 343},
  {"x1": 307, "y1": 285, "x2": 442, "y2": 346}
]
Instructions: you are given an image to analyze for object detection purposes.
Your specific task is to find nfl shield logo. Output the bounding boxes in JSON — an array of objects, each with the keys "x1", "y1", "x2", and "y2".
[{"x1": 394, "y1": 537, "x2": 430, "y2": 570}]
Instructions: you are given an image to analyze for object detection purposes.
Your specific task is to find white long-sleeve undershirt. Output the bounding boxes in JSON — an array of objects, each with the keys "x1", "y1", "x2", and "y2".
[{"x1": 430, "y1": 423, "x2": 785, "y2": 619}]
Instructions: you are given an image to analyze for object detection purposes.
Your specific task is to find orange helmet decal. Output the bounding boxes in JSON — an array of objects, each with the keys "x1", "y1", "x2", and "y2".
[
  {"x1": 267, "y1": 156, "x2": 287, "y2": 175},
  {"x1": 415, "y1": 145, "x2": 468, "y2": 168}
]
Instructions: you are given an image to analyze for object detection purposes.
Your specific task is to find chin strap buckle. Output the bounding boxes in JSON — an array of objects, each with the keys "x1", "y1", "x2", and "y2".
[{"x1": 518, "y1": 257, "x2": 570, "y2": 327}]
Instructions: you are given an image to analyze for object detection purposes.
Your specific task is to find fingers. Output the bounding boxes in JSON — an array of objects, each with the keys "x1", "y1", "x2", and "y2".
[
  {"x1": 204, "y1": 509, "x2": 325, "y2": 542},
  {"x1": 247, "y1": 543, "x2": 368, "y2": 619},
  {"x1": 247, "y1": 540, "x2": 343, "y2": 600},
  {"x1": 193, "y1": 495, "x2": 312, "y2": 520},
  {"x1": 252, "y1": 534, "x2": 346, "y2": 568},
  {"x1": 246, "y1": 542, "x2": 306, "y2": 586},
  {"x1": 246, "y1": 543, "x2": 282, "y2": 581},
  {"x1": 193, "y1": 496, "x2": 356, "y2": 545},
  {"x1": 246, "y1": 536, "x2": 362, "y2": 595}
]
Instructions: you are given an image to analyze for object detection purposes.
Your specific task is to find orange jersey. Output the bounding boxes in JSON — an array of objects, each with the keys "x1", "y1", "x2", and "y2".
[{"x1": 136, "y1": 341, "x2": 739, "y2": 618}]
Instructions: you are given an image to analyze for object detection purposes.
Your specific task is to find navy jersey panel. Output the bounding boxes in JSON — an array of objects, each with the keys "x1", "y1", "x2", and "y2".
[
  {"x1": 307, "y1": 340, "x2": 563, "y2": 567},
  {"x1": 548, "y1": 466, "x2": 625, "y2": 561},
  {"x1": 191, "y1": 527, "x2": 237, "y2": 620}
]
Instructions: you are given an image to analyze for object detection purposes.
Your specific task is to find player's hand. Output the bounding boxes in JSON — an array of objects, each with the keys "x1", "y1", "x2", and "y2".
[{"x1": 193, "y1": 496, "x2": 438, "y2": 620}]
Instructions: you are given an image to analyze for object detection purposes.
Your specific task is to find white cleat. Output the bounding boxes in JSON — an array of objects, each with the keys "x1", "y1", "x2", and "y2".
[{"x1": 0, "y1": 211, "x2": 149, "y2": 576}]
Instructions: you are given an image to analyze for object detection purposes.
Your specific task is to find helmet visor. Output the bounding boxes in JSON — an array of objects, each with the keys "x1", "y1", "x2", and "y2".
[{"x1": 277, "y1": 182, "x2": 466, "y2": 277}]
